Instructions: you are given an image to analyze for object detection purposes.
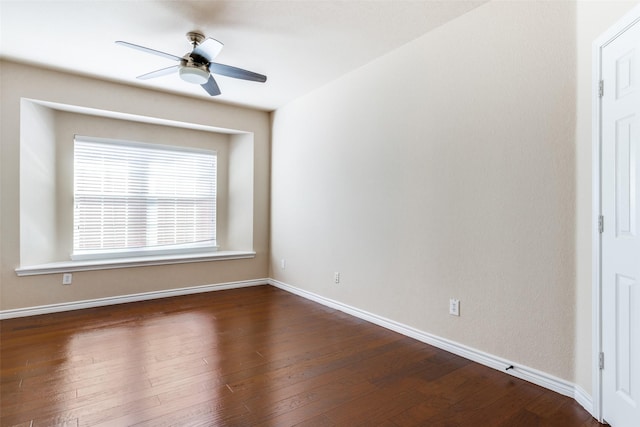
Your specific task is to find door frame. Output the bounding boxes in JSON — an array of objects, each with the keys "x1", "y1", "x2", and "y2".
[{"x1": 592, "y1": 4, "x2": 640, "y2": 422}]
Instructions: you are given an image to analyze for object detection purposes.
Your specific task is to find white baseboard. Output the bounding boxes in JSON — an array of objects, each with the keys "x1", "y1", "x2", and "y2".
[
  {"x1": 574, "y1": 384, "x2": 593, "y2": 415},
  {"x1": 0, "y1": 279, "x2": 269, "y2": 320},
  {"x1": 269, "y1": 278, "x2": 593, "y2": 414}
]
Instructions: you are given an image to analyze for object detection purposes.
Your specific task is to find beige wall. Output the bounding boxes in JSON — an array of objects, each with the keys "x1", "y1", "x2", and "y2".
[
  {"x1": 19, "y1": 101, "x2": 58, "y2": 265},
  {"x1": 271, "y1": 0, "x2": 636, "y2": 389},
  {"x1": 0, "y1": 60, "x2": 271, "y2": 310}
]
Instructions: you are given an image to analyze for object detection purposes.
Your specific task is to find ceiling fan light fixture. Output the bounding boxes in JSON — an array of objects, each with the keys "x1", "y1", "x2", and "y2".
[{"x1": 179, "y1": 66, "x2": 209, "y2": 84}]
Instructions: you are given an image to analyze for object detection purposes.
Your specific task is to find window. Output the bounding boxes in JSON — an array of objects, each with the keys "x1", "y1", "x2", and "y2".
[{"x1": 73, "y1": 136, "x2": 217, "y2": 260}]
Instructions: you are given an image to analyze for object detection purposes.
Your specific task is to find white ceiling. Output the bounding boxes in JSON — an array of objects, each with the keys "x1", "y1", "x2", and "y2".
[{"x1": 0, "y1": 1, "x2": 486, "y2": 111}]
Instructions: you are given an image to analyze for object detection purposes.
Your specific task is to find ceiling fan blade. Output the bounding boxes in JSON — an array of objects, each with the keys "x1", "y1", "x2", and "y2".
[
  {"x1": 201, "y1": 75, "x2": 221, "y2": 96},
  {"x1": 193, "y1": 38, "x2": 224, "y2": 62},
  {"x1": 115, "y1": 41, "x2": 182, "y2": 62},
  {"x1": 209, "y1": 62, "x2": 267, "y2": 83},
  {"x1": 136, "y1": 65, "x2": 180, "y2": 80}
]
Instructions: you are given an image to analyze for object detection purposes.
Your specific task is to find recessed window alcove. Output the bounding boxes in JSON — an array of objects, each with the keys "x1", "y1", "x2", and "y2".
[{"x1": 17, "y1": 99, "x2": 256, "y2": 275}]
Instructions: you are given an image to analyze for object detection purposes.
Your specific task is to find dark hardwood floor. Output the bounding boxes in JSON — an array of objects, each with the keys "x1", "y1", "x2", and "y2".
[{"x1": 1, "y1": 285, "x2": 602, "y2": 426}]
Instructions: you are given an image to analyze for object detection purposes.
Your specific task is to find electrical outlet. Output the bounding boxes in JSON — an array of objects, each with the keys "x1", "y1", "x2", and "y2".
[
  {"x1": 281, "y1": 259, "x2": 286, "y2": 270},
  {"x1": 62, "y1": 273, "x2": 73, "y2": 285},
  {"x1": 449, "y1": 298, "x2": 460, "y2": 316},
  {"x1": 334, "y1": 272, "x2": 340, "y2": 284}
]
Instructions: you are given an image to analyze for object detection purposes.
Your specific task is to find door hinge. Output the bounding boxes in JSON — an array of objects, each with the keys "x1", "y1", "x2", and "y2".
[
  {"x1": 599, "y1": 352, "x2": 605, "y2": 370},
  {"x1": 599, "y1": 80, "x2": 604, "y2": 98},
  {"x1": 599, "y1": 215, "x2": 604, "y2": 234}
]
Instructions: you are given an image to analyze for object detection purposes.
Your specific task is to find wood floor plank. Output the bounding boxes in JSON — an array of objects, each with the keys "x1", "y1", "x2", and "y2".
[
  {"x1": 245, "y1": 369, "x2": 376, "y2": 425},
  {"x1": 0, "y1": 285, "x2": 602, "y2": 426},
  {"x1": 322, "y1": 383, "x2": 428, "y2": 426}
]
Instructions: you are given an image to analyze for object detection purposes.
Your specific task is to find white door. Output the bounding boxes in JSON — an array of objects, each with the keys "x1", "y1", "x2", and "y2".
[{"x1": 601, "y1": 14, "x2": 640, "y2": 427}]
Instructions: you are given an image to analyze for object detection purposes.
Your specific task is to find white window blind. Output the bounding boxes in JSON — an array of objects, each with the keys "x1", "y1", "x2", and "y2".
[{"x1": 73, "y1": 137, "x2": 217, "y2": 259}]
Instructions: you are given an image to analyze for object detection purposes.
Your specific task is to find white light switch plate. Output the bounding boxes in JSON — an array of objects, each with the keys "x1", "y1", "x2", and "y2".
[{"x1": 449, "y1": 298, "x2": 460, "y2": 316}]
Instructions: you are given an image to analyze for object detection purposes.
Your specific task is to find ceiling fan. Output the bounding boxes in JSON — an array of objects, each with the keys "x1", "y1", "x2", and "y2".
[{"x1": 116, "y1": 31, "x2": 267, "y2": 96}]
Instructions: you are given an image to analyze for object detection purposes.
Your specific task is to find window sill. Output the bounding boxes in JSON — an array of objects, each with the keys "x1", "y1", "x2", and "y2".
[{"x1": 15, "y1": 251, "x2": 256, "y2": 276}]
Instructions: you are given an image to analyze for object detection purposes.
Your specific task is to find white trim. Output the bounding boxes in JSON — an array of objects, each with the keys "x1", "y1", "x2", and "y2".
[
  {"x1": 270, "y1": 279, "x2": 581, "y2": 401},
  {"x1": 575, "y1": 385, "x2": 594, "y2": 416},
  {"x1": 0, "y1": 279, "x2": 268, "y2": 320},
  {"x1": 592, "y1": 28, "x2": 604, "y2": 422},
  {"x1": 591, "y1": 4, "x2": 640, "y2": 422},
  {"x1": 26, "y1": 98, "x2": 252, "y2": 135},
  {"x1": 15, "y1": 250, "x2": 256, "y2": 276}
]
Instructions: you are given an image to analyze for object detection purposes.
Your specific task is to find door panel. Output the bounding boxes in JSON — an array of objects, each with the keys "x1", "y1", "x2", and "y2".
[
  {"x1": 602, "y1": 16, "x2": 640, "y2": 427},
  {"x1": 615, "y1": 274, "x2": 636, "y2": 404},
  {"x1": 615, "y1": 116, "x2": 636, "y2": 238}
]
